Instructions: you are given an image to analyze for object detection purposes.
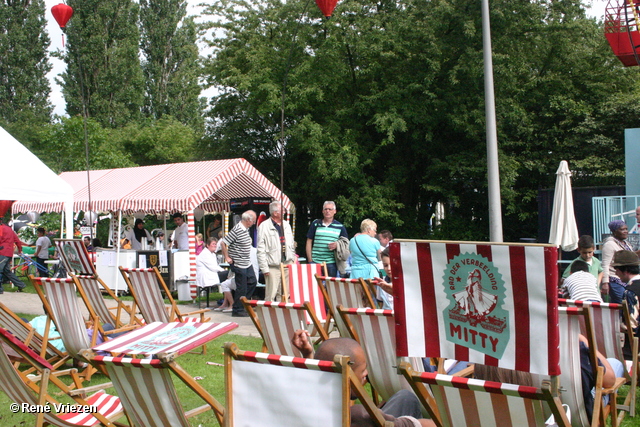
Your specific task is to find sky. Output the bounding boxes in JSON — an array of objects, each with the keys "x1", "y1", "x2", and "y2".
[{"x1": 43, "y1": 0, "x2": 609, "y2": 117}]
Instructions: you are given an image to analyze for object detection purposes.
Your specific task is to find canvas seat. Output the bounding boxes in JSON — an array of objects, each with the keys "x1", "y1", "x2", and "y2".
[
  {"x1": 316, "y1": 275, "x2": 376, "y2": 337},
  {"x1": 241, "y1": 297, "x2": 328, "y2": 355}
]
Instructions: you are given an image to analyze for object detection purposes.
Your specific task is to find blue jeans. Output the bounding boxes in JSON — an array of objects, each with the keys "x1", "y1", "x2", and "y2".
[{"x1": 0, "y1": 255, "x2": 26, "y2": 291}]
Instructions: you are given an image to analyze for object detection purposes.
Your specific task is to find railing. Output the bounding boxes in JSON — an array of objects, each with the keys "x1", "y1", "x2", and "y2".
[{"x1": 592, "y1": 195, "x2": 640, "y2": 243}]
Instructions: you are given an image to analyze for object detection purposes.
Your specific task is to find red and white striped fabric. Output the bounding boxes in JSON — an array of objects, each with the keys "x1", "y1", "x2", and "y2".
[
  {"x1": 319, "y1": 276, "x2": 374, "y2": 338},
  {"x1": 245, "y1": 300, "x2": 326, "y2": 357},
  {"x1": 91, "y1": 355, "x2": 194, "y2": 427},
  {"x1": 74, "y1": 275, "x2": 121, "y2": 327},
  {"x1": 391, "y1": 240, "x2": 560, "y2": 376},
  {"x1": 411, "y1": 372, "x2": 558, "y2": 427},
  {"x1": 0, "y1": 327, "x2": 123, "y2": 427},
  {"x1": 120, "y1": 268, "x2": 172, "y2": 323},
  {"x1": 287, "y1": 263, "x2": 327, "y2": 324},
  {"x1": 15, "y1": 159, "x2": 292, "y2": 214},
  {"x1": 187, "y1": 210, "x2": 198, "y2": 299},
  {"x1": 338, "y1": 307, "x2": 415, "y2": 401},
  {"x1": 226, "y1": 348, "x2": 348, "y2": 427},
  {"x1": 93, "y1": 321, "x2": 238, "y2": 357},
  {"x1": 55, "y1": 239, "x2": 97, "y2": 276}
]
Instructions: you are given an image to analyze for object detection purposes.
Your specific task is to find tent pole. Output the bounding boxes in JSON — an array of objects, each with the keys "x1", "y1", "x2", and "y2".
[{"x1": 114, "y1": 211, "x2": 122, "y2": 294}]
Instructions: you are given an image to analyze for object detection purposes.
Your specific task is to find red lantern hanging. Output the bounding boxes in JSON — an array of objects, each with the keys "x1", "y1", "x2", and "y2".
[
  {"x1": 51, "y1": 3, "x2": 74, "y2": 47},
  {"x1": 315, "y1": 0, "x2": 339, "y2": 17},
  {"x1": 604, "y1": 0, "x2": 640, "y2": 66},
  {"x1": 0, "y1": 201, "x2": 14, "y2": 218}
]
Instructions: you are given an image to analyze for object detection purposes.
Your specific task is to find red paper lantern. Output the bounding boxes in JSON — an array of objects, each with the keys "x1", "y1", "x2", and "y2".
[
  {"x1": 51, "y1": 3, "x2": 73, "y2": 28},
  {"x1": 0, "y1": 201, "x2": 14, "y2": 218},
  {"x1": 315, "y1": 0, "x2": 339, "y2": 17}
]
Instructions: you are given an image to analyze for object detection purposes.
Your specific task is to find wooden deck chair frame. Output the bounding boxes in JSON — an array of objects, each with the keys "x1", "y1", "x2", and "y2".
[
  {"x1": 0, "y1": 300, "x2": 70, "y2": 372},
  {"x1": 223, "y1": 342, "x2": 394, "y2": 427},
  {"x1": 316, "y1": 275, "x2": 376, "y2": 337},
  {"x1": 399, "y1": 361, "x2": 571, "y2": 427},
  {"x1": 559, "y1": 299, "x2": 637, "y2": 423},
  {"x1": 286, "y1": 263, "x2": 329, "y2": 336},
  {"x1": 0, "y1": 327, "x2": 125, "y2": 427},
  {"x1": 30, "y1": 275, "x2": 133, "y2": 381},
  {"x1": 118, "y1": 266, "x2": 210, "y2": 323},
  {"x1": 241, "y1": 297, "x2": 329, "y2": 355},
  {"x1": 72, "y1": 274, "x2": 141, "y2": 328},
  {"x1": 558, "y1": 306, "x2": 627, "y2": 427},
  {"x1": 84, "y1": 349, "x2": 224, "y2": 427},
  {"x1": 54, "y1": 239, "x2": 98, "y2": 277}
]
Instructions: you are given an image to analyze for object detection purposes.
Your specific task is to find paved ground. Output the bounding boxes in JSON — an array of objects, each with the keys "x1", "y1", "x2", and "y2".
[{"x1": 0, "y1": 288, "x2": 260, "y2": 338}]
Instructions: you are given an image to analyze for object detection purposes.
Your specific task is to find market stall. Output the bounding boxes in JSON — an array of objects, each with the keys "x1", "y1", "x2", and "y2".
[{"x1": 13, "y1": 158, "x2": 293, "y2": 297}]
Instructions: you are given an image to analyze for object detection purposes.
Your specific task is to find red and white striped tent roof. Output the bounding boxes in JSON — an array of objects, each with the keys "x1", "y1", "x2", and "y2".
[{"x1": 14, "y1": 158, "x2": 292, "y2": 214}]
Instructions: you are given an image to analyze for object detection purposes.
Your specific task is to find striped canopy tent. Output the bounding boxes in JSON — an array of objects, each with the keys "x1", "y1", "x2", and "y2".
[
  {"x1": 13, "y1": 158, "x2": 292, "y2": 215},
  {"x1": 14, "y1": 158, "x2": 291, "y2": 299}
]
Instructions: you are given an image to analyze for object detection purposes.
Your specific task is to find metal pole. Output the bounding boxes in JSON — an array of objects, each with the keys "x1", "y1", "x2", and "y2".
[{"x1": 481, "y1": 0, "x2": 503, "y2": 242}]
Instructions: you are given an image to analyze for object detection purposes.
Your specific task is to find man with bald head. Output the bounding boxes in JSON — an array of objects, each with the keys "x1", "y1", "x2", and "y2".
[{"x1": 292, "y1": 332, "x2": 434, "y2": 427}]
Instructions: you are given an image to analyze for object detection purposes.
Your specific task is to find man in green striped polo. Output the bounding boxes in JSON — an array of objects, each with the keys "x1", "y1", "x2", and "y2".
[{"x1": 306, "y1": 201, "x2": 348, "y2": 277}]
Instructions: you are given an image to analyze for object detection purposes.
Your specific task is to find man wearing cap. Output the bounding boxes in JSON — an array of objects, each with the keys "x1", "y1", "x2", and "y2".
[
  {"x1": 613, "y1": 250, "x2": 640, "y2": 294},
  {"x1": 0, "y1": 218, "x2": 26, "y2": 293},
  {"x1": 171, "y1": 213, "x2": 189, "y2": 251}
]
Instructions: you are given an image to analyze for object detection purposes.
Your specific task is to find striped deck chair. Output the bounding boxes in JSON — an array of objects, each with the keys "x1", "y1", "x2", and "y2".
[
  {"x1": 317, "y1": 275, "x2": 376, "y2": 337},
  {"x1": 241, "y1": 297, "x2": 329, "y2": 355},
  {"x1": 337, "y1": 306, "x2": 429, "y2": 403},
  {"x1": 560, "y1": 299, "x2": 637, "y2": 422},
  {"x1": 119, "y1": 267, "x2": 210, "y2": 323},
  {"x1": 54, "y1": 239, "x2": 97, "y2": 276},
  {"x1": 286, "y1": 263, "x2": 328, "y2": 330},
  {"x1": 30, "y1": 275, "x2": 132, "y2": 381},
  {"x1": 223, "y1": 342, "x2": 394, "y2": 427},
  {"x1": 0, "y1": 300, "x2": 69, "y2": 370},
  {"x1": 72, "y1": 274, "x2": 141, "y2": 328},
  {"x1": 0, "y1": 327, "x2": 124, "y2": 427},
  {"x1": 85, "y1": 350, "x2": 224, "y2": 427},
  {"x1": 399, "y1": 363, "x2": 571, "y2": 427},
  {"x1": 557, "y1": 306, "x2": 629, "y2": 427}
]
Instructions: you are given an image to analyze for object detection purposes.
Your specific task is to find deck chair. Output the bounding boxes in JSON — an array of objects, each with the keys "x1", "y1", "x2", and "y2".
[
  {"x1": 0, "y1": 327, "x2": 124, "y2": 427},
  {"x1": 399, "y1": 362, "x2": 571, "y2": 427},
  {"x1": 84, "y1": 350, "x2": 224, "y2": 427},
  {"x1": 559, "y1": 301, "x2": 631, "y2": 427},
  {"x1": 30, "y1": 275, "x2": 134, "y2": 381},
  {"x1": 317, "y1": 275, "x2": 376, "y2": 337},
  {"x1": 560, "y1": 298, "x2": 637, "y2": 421},
  {"x1": 119, "y1": 267, "x2": 210, "y2": 323},
  {"x1": 54, "y1": 239, "x2": 98, "y2": 277},
  {"x1": 72, "y1": 274, "x2": 141, "y2": 328},
  {"x1": 0, "y1": 300, "x2": 69, "y2": 371},
  {"x1": 223, "y1": 342, "x2": 394, "y2": 427},
  {"x1": 241, "y1": 297, "x2": 329, "y2": 355},
  {"x1": 286, "y1": 263, "x2": 328, "y2": 331}
]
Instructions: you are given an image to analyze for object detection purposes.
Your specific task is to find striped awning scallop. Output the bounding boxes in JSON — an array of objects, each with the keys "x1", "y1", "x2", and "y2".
[{"x1": 13, "y1": 158, "x2": 292, "y2": 214}]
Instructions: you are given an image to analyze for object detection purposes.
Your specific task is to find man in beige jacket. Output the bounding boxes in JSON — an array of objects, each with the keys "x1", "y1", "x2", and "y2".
[{"x1": 257, "y1": 201, "x2": 296, "y2": 301}]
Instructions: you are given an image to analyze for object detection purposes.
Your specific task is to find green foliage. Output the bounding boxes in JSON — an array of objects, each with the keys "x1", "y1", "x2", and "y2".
[
  {"x1": 0, "y1": 0, "x2": 52, "y2": 125},
  {"x1": 58, "y1": 0, "x2": 144, "y2": 128},
  {"x1": 30, "y1": 116, "x2": 135, "y2": 173},
  {"x1": 112, "y1": 116, "x2": 197, "y2": 165},
  {"x1": 140, "y1": 0, "x2": 205, "y2": 134}
]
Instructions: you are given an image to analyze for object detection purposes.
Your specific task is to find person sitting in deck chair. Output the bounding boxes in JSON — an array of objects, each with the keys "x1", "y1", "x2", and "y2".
[{"x1": 292, "y1": 332, "x2": 435, "y2": 427}]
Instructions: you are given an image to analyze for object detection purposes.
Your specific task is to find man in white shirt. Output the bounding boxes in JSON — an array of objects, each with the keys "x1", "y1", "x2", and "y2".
[
  {"x1": 34, "y1": 227, "x2": 51, "y2": 277},
  {"x1": 171, "y1": 213, "x2": 189, "y2": 251},
  {"x1": 630, "y1": 206, "x2": 640, "y2": 234}
]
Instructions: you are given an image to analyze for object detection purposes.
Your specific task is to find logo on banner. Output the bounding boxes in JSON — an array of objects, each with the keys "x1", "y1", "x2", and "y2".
[
  {"x1": 63, "y1": 244, "x2": 84, "y2": 273},
  {"x1": 129, "y1": 325, "x2": 197, "y2": 353},
  {"x1": 442, "y1": 253, "x2": 508, "y2": 358},
  {"x1": 149, "y1": 255, "x2": 158, "y2": 266}
]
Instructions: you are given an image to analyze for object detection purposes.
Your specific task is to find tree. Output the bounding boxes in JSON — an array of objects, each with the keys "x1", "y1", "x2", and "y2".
[
  {"x1": 58, "y1": 0, "x2": 144, "y2": 128},
  {"x1": 0, "y1": 0, "x2": 52, "y2": 126},
  {"x1": 200, "y1": 0, "x2": 640, "y2": 242},
  {"x1": 139, "y1": 0, "x2": 204, "y2": 134}
]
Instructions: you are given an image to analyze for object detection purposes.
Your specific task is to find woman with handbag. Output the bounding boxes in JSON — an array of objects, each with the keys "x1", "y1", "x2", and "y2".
[{"x1": 349, "y1": 219, "x2": 381, "y2": 280}]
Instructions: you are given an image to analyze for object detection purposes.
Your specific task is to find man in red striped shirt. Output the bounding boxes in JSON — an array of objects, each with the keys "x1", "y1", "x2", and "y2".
[{"x1": 0, "y1": 218, "x2": 26, "y2": 293}]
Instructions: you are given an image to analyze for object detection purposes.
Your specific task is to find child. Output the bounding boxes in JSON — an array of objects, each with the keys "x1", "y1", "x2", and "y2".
[
  {"x1": 562, "y1": 235, "x2": 603, "y2": 285},
  {"x1": 562, "y1": 260, "x2": 603, "y2": 302},
  {"x1": 371, "y1": 247, "x2": 393, "y2": 310}
]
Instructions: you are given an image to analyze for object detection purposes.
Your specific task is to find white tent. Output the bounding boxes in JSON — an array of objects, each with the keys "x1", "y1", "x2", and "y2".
[{"x1": 1, "y1": 126, "x2": 74, "y2": 238}]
